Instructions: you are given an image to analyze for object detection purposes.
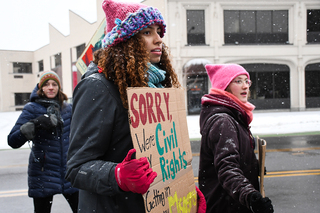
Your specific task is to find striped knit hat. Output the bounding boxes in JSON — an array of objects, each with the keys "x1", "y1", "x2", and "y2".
[
  {"x1": 101, "y1": 0, "x2": 166, "y2": 48},
  {"x1": 39, "y1": 71, "x2": 61, "y2": 89}
]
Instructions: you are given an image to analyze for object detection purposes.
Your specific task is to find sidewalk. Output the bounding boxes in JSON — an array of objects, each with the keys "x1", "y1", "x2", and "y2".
[
  {"x1": 187, "y1": 110, "x2": 320, "y2": 139},
  {"x1": 1, "y1": 110, "x2": 320, "y2": 149}
]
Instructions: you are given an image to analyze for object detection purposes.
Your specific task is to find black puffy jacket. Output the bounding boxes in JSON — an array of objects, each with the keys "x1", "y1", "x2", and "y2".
[
  {"x1": 8, "y1": 85, "x2": 78, "y2": 198},
  {"x1": 199, "y1": 94, "x2": 259, "y2": 213},
  {"x1": 66, "y1": 62, "x2": 145, "y2": 212}
]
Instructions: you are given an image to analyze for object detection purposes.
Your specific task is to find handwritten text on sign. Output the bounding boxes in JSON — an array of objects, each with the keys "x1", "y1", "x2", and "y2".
[
  {"x1": 130, "y1": 92, "x2": 187, "y2": 182},
  {"x1": 127, "y1": 88, "x2": 197, "y2": 213}
]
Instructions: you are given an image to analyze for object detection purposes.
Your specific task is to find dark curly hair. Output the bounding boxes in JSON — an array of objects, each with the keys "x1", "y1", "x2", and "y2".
[{"x1": 97, "y1": 34, "x2": 181, "y2": 109}]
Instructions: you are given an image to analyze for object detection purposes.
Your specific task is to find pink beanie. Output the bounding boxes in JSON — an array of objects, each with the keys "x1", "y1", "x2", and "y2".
[
  {"x1": 101, "y1": 0, "x2": 166, "y2": 48},
  {"x1": 205, "y1": 64, "x2": 250, "y2": 90}
]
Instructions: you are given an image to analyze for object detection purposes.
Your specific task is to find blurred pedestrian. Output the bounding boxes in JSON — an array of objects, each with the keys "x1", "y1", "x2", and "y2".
[
  {"x1": 8, "y1": 71, "x2": 78, "y2": 213},
  {"x1": 198, "y1": 64, "x2": 274, "y2": 213},
  {"x1": 65, "y1": 0, "x2": 206, "y2": 212}
]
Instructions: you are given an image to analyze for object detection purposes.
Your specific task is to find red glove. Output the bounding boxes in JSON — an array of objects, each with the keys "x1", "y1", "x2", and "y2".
[
  {"x1": 196, "y1": 186, "x2": 206, "y2": 213},
  {"x1": 115, "y1": 149, "x2": 157, "y2": 194}
]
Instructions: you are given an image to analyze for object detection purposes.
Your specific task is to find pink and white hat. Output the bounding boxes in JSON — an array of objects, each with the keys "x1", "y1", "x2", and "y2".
[{"x1": 101, "y1": 0, "x2": 166, "y2": 48}]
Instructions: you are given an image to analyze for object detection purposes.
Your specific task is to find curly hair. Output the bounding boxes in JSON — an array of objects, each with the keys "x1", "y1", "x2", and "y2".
[{"x1": 97, "y1": 34, "x2": 181, "y2": 109}]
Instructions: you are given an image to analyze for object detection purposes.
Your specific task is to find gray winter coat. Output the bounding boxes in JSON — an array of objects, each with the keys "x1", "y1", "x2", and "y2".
[
  {"x1": 199, "y1": 94, "x2": 259, "y2": 213},
  {"x1": 66, "y1": 62, "x2": 145, "y2": 212}
]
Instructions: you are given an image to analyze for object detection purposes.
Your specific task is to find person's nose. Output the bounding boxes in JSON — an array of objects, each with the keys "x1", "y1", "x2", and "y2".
[
  {"x1": 242, "y1": 82, "x2": 249, "y2": 89},
  {"x1": 154, "y1": 33, "x2": 162, "y2": 45}
]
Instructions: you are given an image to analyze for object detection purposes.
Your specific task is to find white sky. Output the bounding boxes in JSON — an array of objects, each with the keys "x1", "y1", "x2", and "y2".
[{"x1": 0, "y1": 0, "x2": 142, "y2": 51}]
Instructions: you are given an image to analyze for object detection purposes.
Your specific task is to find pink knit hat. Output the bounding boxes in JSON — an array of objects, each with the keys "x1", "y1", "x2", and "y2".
[
  {"x1": 101, "y1": 0, "x2": 166, "y2": 48},
  {"x1": 205, "y1": 64, "x2": 250, "y2": 90}
]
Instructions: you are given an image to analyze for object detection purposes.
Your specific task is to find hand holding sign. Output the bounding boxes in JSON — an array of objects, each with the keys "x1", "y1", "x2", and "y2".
[{"x1": 115, "y1": 149, "x2": 157, "y2": 194}]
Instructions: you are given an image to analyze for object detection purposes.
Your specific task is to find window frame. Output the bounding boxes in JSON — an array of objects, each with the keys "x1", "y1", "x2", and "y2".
[
  {"x1": 220, "y1": 3, "x2": 294, "y2": 45},
  {"x1": 76, "y1": 43, "x2": 86, "y2": 59},
  {"x1": 14, "y1": 93, "x2": 31, "y2": 106},
  {"x1": 38, "y1": 60, "x2": 44, "y2": 72},
  {"x1": 306, "y1": 9, "x2": 320, "y2": 44},
  {"x1": 305, "y1": 63, "x2": 320, "y2": 108},
  {"x1": 241, "y1": 63, "x2": 291, "y2": 110},
  {"x1": 186, "y1": 10, "x2": 206, "y2": 45},
  {"x1": 224, "y1": 10, "x2": 289, "y2": 45},
  {"x1": 182, "y1": 4, "x2": 210, "y2": 46},
  {"x1": 12, "y1": 62, "x2": 33, "y2": 74}
]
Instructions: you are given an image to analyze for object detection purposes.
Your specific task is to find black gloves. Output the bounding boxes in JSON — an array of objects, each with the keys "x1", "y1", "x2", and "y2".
[
  {"x1": 20, "y1": 114, "x2": 58, "y2": 141},
  {"x1": 31, "y1": 114, "x2": 58, "y2": 130},
  {"x1": 249, "y1": 192, "x2": 274, "y2": 213},
  {"x1": 20, "y1": 122, "x2": 35, "y2": 140}
]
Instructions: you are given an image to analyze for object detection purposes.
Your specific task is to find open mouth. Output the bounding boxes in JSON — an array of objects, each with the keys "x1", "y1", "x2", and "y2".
[{"x1": 151, "y1": 48, "x2": 161, "y2": 53}]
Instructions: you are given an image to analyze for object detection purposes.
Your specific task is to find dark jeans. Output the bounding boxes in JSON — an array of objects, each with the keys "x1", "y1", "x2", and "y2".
[{"x1": 33, "y1": 191, "x2": 79, "y2": 213}]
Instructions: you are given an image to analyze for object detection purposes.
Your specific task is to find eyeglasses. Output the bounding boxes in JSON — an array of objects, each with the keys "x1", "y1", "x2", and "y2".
[{"x1": 232, "y1": 79, "x2": 252, "y2": 87}]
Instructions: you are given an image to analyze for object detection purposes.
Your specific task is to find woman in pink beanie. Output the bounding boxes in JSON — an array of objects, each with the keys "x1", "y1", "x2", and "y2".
[
  {"x1": 198, "y1": 64, "x2": 274, "y2": 213},
  {"x1": 66, "y1": 0, "x2": 206, "y2": 212}
]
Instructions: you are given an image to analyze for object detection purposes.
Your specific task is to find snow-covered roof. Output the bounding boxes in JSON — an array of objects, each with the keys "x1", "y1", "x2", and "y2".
[{"x1": 183, "y1": 58, "x2": 212, "y2": 70}]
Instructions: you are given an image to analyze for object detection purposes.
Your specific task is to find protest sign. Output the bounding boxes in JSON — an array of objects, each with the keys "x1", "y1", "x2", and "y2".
[
  {"x1": 127, "y1": 87, "x2": 197, "y2": 213},
  {"x1": 75, "y1": 18, "x2": 106, "y2": 74}
]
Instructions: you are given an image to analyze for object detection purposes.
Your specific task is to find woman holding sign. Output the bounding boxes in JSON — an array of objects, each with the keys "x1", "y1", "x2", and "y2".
[
  {"x1": 198, "y1": 64, "x2": 274, "y2": 213},
  {"x1": 66, "y1": 0, "x2": 205, "y2": 212}
]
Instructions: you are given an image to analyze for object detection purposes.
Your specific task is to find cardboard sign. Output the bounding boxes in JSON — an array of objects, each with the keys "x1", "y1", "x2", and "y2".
[
  {"x1": 75, "y1": 18, "x2": 106, "y2": 74},
  {"x1": 127, "y1": 87, "x2": 197, "y2": 213},
  {"x1": 257, "y1": 136, "x2": 266, "y2": 198}
]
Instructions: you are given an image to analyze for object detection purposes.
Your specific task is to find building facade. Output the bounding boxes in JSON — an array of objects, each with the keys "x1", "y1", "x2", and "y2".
[{"x1": 0, "y1": 0, "x2": 319, "y2": 114}]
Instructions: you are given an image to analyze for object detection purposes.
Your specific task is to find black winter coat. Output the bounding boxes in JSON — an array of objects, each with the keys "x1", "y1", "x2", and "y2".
[
  {"x1": 66, "y1": 62, "x2": 145, "y2": 212},
  {"x1": 198, "y1": 94, "x2": 259, "y2": 213},
  {"x1": 8, "y1": 85, "x2": 78, "y2": 198}
]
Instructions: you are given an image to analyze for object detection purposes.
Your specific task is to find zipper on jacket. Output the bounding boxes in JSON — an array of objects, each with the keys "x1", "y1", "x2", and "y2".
[{"x1": 41, "y1": 153, "x2": 46, "y2": 171}]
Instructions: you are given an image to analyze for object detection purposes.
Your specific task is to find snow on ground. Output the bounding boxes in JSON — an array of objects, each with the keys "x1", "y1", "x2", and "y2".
[
  {"x1": 1, "y1": 110, "x2": 319, "y2": 150},
  {"x1": 187, "y1": 110, "x2": 320, "y2": 139}
]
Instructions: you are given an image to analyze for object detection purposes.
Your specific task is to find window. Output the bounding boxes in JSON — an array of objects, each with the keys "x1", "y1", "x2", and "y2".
[
  {"x1": 54, "y1": 53, "x2": 62, "y2": 67},
  {"x1": 13, "y1": 63, "x2": 32, "y2": 74},
  {"x1": 76, "y1": 43, "x2": 86, "y2": 59},
  {"x1": 187, "y1": 10, "x2": 206, "y2": 45},
  {"x1": 224, "y1": 10, "x2": 288, "y2": 44},
  {"x1": 305, "y1": 63, "x2": 320, "y2": 108},
  {"x1": 15, "y1": 93, "x2": 31, "y2": 106},
  {"x1": 184, "y1": 60, "x2": 209, "y2": 114},
  {"x1": 187, "y1": 75, "x2": 208, "y2": 114},
  {"x1": 38, "y1": 60, "x2": 43, "y2": 72},
  {"x1": 242, "y1": 63, "x2": 290, "y2": 109},
  {"x1": 52, "y1": 53, "x2": 62, "y2": 87},
  {"x1": 307, "y1": 9, "x2": 320, "y2": 43}
]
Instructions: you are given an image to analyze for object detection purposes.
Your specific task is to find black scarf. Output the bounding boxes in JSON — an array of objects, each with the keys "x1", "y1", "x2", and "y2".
[{"x1": 35, "y1": 99, "x2": 64, "y2": 126}]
